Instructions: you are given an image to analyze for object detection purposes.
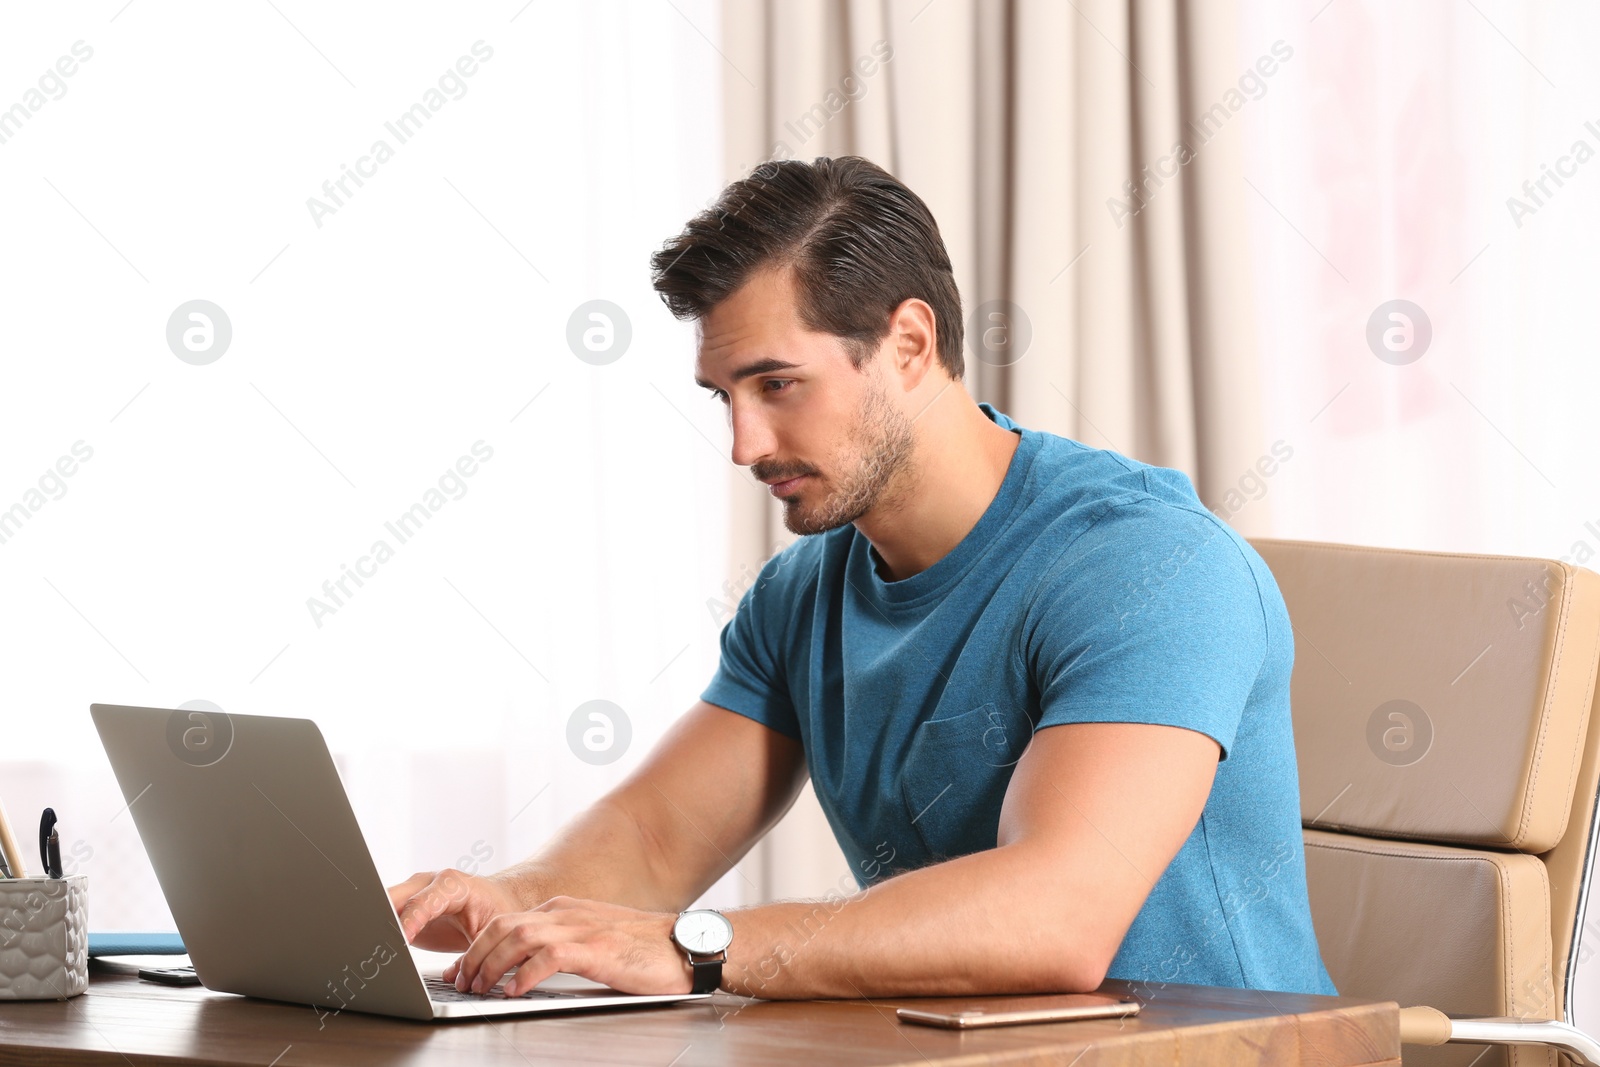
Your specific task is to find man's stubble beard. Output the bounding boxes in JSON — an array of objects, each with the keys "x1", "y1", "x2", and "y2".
[{"x1": 781, "y1": 380, "x2": 917, "y2": 536}]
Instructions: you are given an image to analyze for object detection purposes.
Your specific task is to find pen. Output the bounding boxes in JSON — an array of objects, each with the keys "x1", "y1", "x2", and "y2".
[
  {"x1": 0, "y1": 793, "x2": 24, "y2": 879},
  {"x1": 39, "y1": 808, "x2": 62, "y2": 880}
]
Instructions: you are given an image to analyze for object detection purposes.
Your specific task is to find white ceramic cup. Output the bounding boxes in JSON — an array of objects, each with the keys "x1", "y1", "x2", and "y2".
[{"x1": 0, "y1": 875, "x2": 88, "y2": 1000}]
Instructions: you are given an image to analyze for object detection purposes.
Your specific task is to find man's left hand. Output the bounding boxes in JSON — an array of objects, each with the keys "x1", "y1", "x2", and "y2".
[{"x1": 443, "y1": 896, "x2": 696, "y2": 997}]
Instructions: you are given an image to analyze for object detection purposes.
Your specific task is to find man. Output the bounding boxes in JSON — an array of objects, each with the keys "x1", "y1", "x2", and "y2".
[{"x1": 389, "y1": 156, "x2": 1335, "y2": 1001}]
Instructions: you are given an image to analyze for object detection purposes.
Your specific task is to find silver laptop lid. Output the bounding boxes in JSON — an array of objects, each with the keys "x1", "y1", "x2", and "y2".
[{"x1": 91, "y1": 703, "x2": 435, "y2": 1021}]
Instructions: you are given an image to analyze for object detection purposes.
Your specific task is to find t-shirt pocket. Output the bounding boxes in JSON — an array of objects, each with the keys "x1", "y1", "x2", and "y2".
[{"x1": 899, "y1": 701, "x2": 1034, "y2": 861}]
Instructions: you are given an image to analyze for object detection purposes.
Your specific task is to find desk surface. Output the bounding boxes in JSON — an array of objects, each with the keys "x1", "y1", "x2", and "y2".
[{"x1": 0, "y1": 969, "x2": 1398, "y2": 1066}]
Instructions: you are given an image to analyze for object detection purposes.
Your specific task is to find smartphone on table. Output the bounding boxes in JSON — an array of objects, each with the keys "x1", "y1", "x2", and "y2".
[{"x1": 897, "y1": 992, "x2": 1140, "y2": 1029}]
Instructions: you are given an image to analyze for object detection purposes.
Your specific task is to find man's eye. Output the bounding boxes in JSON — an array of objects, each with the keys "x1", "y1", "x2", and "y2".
[
  {"x1": 764, "y1": 379, "x2": 794, "y2": 393},
  {"x1": 708, "y1": 389, "x2": 728, "y2": 403}
]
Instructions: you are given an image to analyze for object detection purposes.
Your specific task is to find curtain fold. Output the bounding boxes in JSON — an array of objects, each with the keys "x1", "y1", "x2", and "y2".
[{"x1": 719, "y1": 0, "x2": 1270, "y2": 900}]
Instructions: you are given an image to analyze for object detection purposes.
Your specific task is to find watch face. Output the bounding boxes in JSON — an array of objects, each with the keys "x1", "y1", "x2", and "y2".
[{"x1": 674, "y1": 910, "x2": 733, "y2": 954}]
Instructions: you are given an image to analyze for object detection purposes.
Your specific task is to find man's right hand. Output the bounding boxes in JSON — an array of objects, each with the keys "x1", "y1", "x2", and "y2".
[
  {"x1": 385, "y1": 704, "x2": 807, "y2": 953},
  {"x1": 387, "y1": 869, "x2": 526, "y2": 952}
]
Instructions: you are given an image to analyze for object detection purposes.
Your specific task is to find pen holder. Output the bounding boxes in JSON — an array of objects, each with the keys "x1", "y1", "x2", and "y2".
[{"x1": 0, "y1": 876, "x2": 88, "y2": 1000}]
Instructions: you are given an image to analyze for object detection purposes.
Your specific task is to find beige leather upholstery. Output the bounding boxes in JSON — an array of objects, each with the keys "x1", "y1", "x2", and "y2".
[
  {"x1": 1304, "y1": 830, "x2": 1556, "y2": 1067},
  {"x1": 1249, "y1": 539, "x2": 1600, "y2": 1067},
  {"x1": 1253, "y1": 539, "x2": 1600, "y2": 853}
]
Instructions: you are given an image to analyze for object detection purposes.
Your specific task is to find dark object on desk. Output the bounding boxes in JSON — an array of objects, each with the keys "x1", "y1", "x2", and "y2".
[
  {"x1": 39, "y1": 806, "x2": 62, "y2": 879},
  {"x1": 138, "y1": 965, "x2": 201, "y2": 987},
  {"x1": 897, "y1": 993, "x2": 1140, "y2": 1029}
]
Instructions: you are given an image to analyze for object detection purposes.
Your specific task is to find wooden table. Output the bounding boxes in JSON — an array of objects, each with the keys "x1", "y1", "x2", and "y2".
[{"x1": 0, "y1": 968, "x2": 1399, "y2": 1066}]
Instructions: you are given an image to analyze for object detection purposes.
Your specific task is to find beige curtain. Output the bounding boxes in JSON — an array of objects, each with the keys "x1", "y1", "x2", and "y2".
[{"x1": 717, "y1": 0, "x2": 1270, "y2": 902}]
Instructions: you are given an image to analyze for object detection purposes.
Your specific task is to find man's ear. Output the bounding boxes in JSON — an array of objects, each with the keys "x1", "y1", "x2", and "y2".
[{"x1": 887, "y1": 297, "x2": 940, "y2": 392}]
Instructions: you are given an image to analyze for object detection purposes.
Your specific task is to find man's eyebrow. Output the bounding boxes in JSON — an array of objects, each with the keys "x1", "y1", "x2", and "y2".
[{"x1": 694, "y1": 357, "x2": 804, "y2": 390}]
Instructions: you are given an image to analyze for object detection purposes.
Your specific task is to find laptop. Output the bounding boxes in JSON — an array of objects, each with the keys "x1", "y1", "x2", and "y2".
[{"x1": 90, "y1": 702, "x2": 710, "y2": 1021}]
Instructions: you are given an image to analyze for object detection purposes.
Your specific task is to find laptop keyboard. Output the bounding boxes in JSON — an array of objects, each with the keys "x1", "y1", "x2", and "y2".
[{"x1": 424, "y1": 976, "x2": 583, "y2": 1002}]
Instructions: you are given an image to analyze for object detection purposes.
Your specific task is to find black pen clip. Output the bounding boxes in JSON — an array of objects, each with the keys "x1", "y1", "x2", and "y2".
[{"x1": 39, "y1": 807, "x2": 61, "y2": 879}]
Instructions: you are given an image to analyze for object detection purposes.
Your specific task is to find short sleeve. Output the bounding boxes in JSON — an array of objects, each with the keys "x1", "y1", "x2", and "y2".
[
  {"x1": 701, "y1": 574, "x2": 802, "y2": 740},
  {"x1": 1023, "y1": 501, "x2": 1272, "y2": 758}
]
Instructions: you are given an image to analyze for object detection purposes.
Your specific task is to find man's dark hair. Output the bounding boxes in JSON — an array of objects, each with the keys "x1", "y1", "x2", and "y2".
[{"x1": 650, "y1": 156, "x2": 964, "y2": 379}]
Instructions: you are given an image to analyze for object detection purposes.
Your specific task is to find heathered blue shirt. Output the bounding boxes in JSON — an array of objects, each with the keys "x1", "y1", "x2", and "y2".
[{"x1": 702, "y1": 403, "x2": 1335, "y2": 996}]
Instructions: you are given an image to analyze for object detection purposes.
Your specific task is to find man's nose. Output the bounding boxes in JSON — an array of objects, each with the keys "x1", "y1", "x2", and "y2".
[{"x1": 728, "y1": 402, "x2": 775, "y2": 468}]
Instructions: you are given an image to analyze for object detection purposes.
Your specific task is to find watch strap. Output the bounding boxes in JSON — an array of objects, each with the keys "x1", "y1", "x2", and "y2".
[{"x1": 687, "y1": 954, "x2": 722, "y2": 994}]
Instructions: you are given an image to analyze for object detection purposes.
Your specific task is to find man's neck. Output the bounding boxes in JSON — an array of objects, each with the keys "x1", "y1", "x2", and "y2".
[{"x1": 854, "y1": 394, "x2": 1021, "y2": 583}]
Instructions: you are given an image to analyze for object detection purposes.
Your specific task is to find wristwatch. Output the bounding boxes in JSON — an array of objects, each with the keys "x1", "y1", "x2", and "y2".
[{"x1": 671, "y1": 909, "x2": 734, "y2": 994}]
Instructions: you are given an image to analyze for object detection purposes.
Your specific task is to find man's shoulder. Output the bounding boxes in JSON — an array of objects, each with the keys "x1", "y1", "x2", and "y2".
[
  {"x1": 1020, "y1": 434, "x2": 1239, "y2": 560},
  {"x1": 1015, "y1": 445, "x2": 1279, "y2": 634},
  {"x1": 1024, "y1": 427, "x2": 1195, "y2": 508}
]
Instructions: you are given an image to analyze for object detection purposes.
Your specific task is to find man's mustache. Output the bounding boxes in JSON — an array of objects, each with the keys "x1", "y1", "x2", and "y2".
[{"x1": 751, "y1": 462, "x2": 819, "y2": 482}]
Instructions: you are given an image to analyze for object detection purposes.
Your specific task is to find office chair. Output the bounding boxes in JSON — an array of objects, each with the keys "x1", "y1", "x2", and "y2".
[{"x1": 1252, "y1": 538, "x2": 1600, "y2": 1067}]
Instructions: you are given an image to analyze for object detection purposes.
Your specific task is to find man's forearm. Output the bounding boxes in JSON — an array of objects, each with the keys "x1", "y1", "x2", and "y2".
[
  {"x1": 491, "y1": 796, "x2": 687, "y2": 913},
  {"x1": 721, "y1": 842, "x2": 1109, "y2": 999}
]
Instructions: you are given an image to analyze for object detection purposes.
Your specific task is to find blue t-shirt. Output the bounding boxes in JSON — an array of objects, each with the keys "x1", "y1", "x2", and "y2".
[{"x1": 702, "y1": 404, "x2": 1335, "y2": 997}]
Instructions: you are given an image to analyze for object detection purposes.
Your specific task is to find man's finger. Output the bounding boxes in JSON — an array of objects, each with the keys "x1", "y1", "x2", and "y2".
[
  {"x1": 398, "y1": 872, "x2": 466, "y2": 941},
  {"x1": 457, "y1": 912, "x2": 550, "y2": 992},
  {"x1": 396, "y1": 897, "x2": 438, "y2": 942},
  {"x1": 482, "y1": 934, "x2": 583, "y2": 996},
  {"x1": 455, "y1": 913, "x2": 516, "y2": 991},
  {"x1": 386, "y1": 871, "x2": 433, "y2": 913},
  {"x1": 504, "y1": 945, "x2": 578, "y2": 997}
]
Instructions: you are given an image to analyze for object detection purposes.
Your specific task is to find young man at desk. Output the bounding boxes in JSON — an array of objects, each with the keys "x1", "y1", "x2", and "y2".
[{"x1": 388, "y1": 156, "x2": 1336, "y2": 1003}]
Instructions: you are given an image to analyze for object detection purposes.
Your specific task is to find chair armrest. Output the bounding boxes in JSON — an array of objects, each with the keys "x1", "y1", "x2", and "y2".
[
  {"x1": 1398, "y1": 1005, "x2": 1451, "y2": 1045},
  {"x1": 1400, "y1": 1007, "x2": 1600, "y2": 1067}
]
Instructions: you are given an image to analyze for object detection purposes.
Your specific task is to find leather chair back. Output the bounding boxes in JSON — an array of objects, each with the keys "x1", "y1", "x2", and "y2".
[{"x1": 1250, "y1": 538, "x2": 1600, "y2": 1067}]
